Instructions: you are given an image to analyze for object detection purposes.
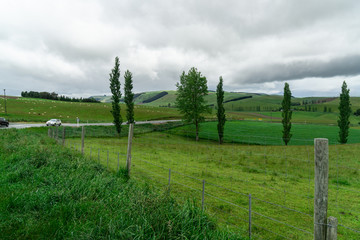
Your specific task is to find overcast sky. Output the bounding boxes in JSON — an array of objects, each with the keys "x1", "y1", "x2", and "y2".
[{"x1": 1, "y1": 0, "x2": 360, "y2": 97}]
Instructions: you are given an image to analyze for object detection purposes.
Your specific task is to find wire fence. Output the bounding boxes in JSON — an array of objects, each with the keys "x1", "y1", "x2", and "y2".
[{"x1": 48, "y1": 124, "x2": 360, "y2": 240}]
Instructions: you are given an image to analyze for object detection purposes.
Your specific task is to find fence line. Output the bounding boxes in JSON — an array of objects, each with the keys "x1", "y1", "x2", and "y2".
[
  {"x1": 49, "y1": 125, "x2": 360, "y2": 240},
  {"x1": 58, "y1": 144, "x2": 314, "y2": 238},
  {"x1": 135, "y1": 157, "x2": 314, "y2": 239}
]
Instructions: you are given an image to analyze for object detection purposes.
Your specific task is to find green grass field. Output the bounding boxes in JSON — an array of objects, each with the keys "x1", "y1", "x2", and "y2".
[
  {"x1": 0, "y1": 97, "x2": 181, "y2": 123},
  {"x1": 0, "y1": 128, "x2": 243, "y2": 239},
  {"x1": 62, "y1": 124, "x2": 360, "y2": 240},
  {"x1": 168, "y1": 121, "x2": 360, "y2": 145},
  {"x1": 2, "y1": 89, "x2": 360, "y2": 239},
  {"x1": 257, "y1": 111, "x2": 335, "y2": 124},
  {"x1": 3, "y1": 93, "x2": 360, "y2": 129}
]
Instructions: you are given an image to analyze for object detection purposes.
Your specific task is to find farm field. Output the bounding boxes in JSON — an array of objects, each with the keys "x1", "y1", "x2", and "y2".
[
  {"x1": 0, "y1": 97, "x2": 181, "y2": 123},
  {"x1": 169, "y1": 121, "x2": 360, "y2": 145},
  {"x1": 256, "y1": 111, "x2": 360, "y2": 125},
  {"x1": 3, "y1": 96, "x2": 360, "y2": 128},
  {"x1": 61, "y1": 123, "x2": 360, "y2": 239}
]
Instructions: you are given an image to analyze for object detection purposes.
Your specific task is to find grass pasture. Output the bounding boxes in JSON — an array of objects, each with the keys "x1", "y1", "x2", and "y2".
[
  {"x1": 0, "y1": 97, "x2": 181, "y2": 123},
  {"x1": 169, "y1": 121, "x2": 360, "y2": 145},
  {"x1": 256, "y1": 111, "x2": 360, "y2": 125},
  {"x1": 62, "y1": 123, "x2": 360, "y2": 239},
  {"x1": 0, "y1": 128, "x2": 242, "y2": 239}
]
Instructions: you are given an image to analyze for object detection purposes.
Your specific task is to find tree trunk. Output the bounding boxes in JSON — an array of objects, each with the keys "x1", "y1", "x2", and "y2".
[{"x1": 196, "y1": 122, "x2": 199, "y2": 141}]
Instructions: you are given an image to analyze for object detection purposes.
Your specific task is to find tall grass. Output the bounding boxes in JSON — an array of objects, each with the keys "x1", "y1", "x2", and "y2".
[{"x1": 0, "y1": 129, "x2": 243, "y2": 239}]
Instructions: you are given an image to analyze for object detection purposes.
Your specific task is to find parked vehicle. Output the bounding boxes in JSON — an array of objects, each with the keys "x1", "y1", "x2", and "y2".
[
  {"x1": 46, "y1": 119, "x2": 61, "y2": 126},
  {"x1": 0, "y1": 117, "x2": 9, "y2": 127}
]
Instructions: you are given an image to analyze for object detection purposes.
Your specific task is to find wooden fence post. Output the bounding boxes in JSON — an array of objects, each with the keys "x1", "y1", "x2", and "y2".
[
  {"x1": 98, "y1": 149, "x2": 100, "y2": 164},
  {"x1": 62, "y1": 127, "x2": 66, "y2": 146},
  {"x1": 327, "y1": 216, "x2": 338, "y2": 240},
  {"x1": 107, "y1": 150, "x2": 109, "y2": 170},
  {"x1": 168, "y1": 168, "x2": 171, "y2": 188},
  {"x1": 126, "y1": 123, "x2": 134, "y2": 176},
  {"x1": 56, "y1": 125, "x2": 59, "y2": 140},
  {"x1": 81, "y1": 126, "x2": 85, "y2": 154},
  {"x1": 48, "y1": 128, "x2": 51, "y2": 138},
  {"x1": 314, "y1": 138, "x2": 329, "y2": 240},
  {"x1": 202, "y1": 179, "x2": 205, "y2": 211},
  {"x1": 117, "y1": 152, "x2": 120, "y2": 172},
  {"x1": 249, "y1": 194, "x2": 252, "y2": 240}
]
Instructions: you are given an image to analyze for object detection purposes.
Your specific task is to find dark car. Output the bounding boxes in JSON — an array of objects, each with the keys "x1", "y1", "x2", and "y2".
[{"x1": 0, "y1": 117, "x2": 9, "y2": 127}]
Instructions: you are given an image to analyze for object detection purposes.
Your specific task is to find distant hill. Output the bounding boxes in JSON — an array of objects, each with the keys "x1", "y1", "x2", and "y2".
[{"x1": 91, "y1": 91, "x2": 359, "y2": 113}]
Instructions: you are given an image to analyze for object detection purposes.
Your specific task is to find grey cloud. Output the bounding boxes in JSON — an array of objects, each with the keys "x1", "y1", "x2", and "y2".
[
  {"x1": 230, "y1": 55, "x2": 360, "y2": 85},
  {"x1": 1, "y1": 0, "x2": 360, "y2": 98}
]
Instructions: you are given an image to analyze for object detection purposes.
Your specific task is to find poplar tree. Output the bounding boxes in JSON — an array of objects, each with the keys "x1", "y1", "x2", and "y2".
[
  {"x1": 175, "y1": 67, "x2": 209, "y2": 141},
  {"x1": 338, "y1": 81, "x2": 351, "y2": 144},
  {"x1": 109, "y1": 57, "x2": 122, "y2": 135},
  {"x1": 216, "y1": 76, "x2": 226, "y2": 144},
  {"x1": 124, "y1": 70, "x2": 135, "y2": 124},
  {"x1": 282, "y1": 82, "x2": 292, "y2": 145}
]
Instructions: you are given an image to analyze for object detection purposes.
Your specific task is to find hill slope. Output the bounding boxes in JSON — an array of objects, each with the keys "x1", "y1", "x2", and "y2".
[
  {"x1": 92, "y1": 91, "x2": 355, "y2": 113},
  {"x1": 0, "y1": 97, "x2": 181, "y2": 123}
]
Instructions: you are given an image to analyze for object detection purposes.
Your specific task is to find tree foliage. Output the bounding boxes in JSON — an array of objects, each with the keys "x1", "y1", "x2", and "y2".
[
  {"x1": 216, "y1": 76, "x2": 226, "y2": 144},
  {"x1": 21, "y1": 91, "x2": 99, "y2": 103},
  {"x1": 282, "y1": 83, "x2": 292, "y2": 146},
  {"x1": 124, "y1": 70, "x2": 135, "y2": 124},
  {"x1": 175, "y1": 67, "x2": 210, "y2": 141},
  {"x1": 109, "y1": 57, "x2": 122, "y2": 135},
  {"x1": 338, "y1": 81, "x2": 351, "y2": 144}
]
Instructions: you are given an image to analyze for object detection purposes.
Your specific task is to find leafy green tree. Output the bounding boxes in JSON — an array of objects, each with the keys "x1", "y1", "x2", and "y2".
[
  {"x1": 338, "y1": 81, "x2": 351, "y2": 144},
  {"x1": 109, "y1": 57, "x2": 122, "y2": 135},
  {"x1": 175, "y1": 67, "x2": 210, "y2": 141},
  {"x1": 124, "y1": 70, "x2": 135, "y2": 124},
  {"x1": 282, "y1": 82, "x2": 292, "y2": 145},
  {"x1": 216, "y1": 76, "x2": 226, "y2": 144}
]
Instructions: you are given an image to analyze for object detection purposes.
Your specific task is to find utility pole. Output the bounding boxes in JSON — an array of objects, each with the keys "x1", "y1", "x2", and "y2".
[{"x1": 3, "y1": 89, "x2": 6, "y2": 115}]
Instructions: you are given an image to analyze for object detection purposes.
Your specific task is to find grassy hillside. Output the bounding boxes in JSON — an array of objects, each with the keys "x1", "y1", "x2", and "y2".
[
  {"x1": 3, "y1": 93, "x2": 360, "y2": 125},
  {"x1": 0, "y1": 97, "x2": 181, "y2": 123},
  {"x1": 0, "y1": 128, "x2": 243, "y2": 239},
  {"x1": 95, "y1": 90, "x2": 360, "y2": 112},
  {"x1": 63, "y1": 124, "x2": 360, "y2": 239},
  {"x1": 93, "y1": 91, "x2": 360, "y2": 115}
]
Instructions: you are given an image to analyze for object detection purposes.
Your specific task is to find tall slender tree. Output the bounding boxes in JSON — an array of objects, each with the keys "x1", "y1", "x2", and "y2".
[
  {"x1": 338, "y1": 81, "x2": 351, "y2": 144},
  {"x1": 109, "y1": 57, "x2": 122, "y2": 135},
  {"x1": 124, "y1": 70, "x2": 135, "y2": 124},
  {"x1": 216, "y1": 76, "x2": 226, "y2": 144},
  {"x1": 282, "y1": 82, "x2": 292, "y2": 146},
  {"x1": 175, "y1": 67, "x2": 210, "y2": 141}
]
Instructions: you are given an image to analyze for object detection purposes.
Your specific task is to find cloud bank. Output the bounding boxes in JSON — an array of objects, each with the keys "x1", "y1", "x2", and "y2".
[{"x1": 0, "y1": 0, "x2": 360, "y2": 97}]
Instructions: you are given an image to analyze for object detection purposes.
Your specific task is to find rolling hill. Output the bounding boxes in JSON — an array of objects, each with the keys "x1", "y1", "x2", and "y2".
[{"x1": 92, "y1": 91, "x2": 360, "y2": 113}]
